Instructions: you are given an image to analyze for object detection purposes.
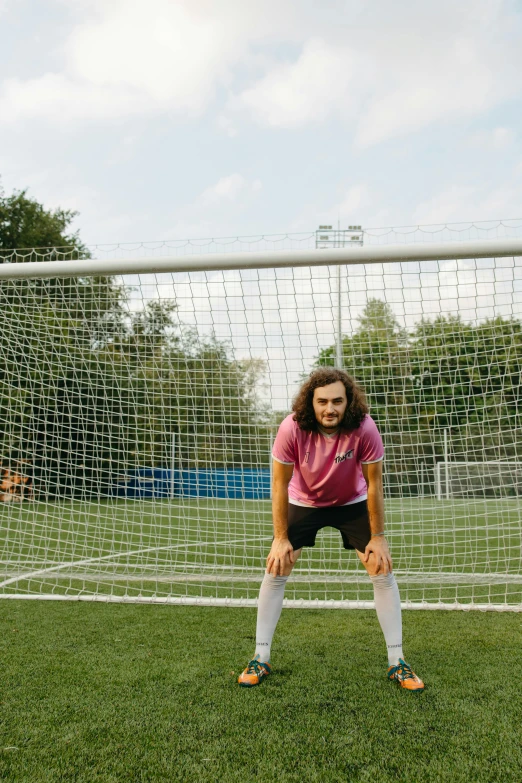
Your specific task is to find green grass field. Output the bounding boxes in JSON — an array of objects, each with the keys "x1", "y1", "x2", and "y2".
[
  {"x1": 0, "y1": 498, "x2": 520, "y2": 781},
  {"x1": 0, "y1": 601, "x2": 521, "y2": 782},
  {"x1": 0, "y1": 497, "x2": 521, "y2": 606}
]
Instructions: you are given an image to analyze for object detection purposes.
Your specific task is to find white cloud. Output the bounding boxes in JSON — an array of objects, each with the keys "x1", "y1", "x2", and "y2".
[
  {"x1": 0, "y1": 1, "x2": 240, "y2": 125},
  {"x1": 0, "y1": 0, "x2": 306, "y2": 127},
  {"x1": 0, "y1": 160, "x2": 137, "y2": 244},
  {"x1": 106, "y1": 134, "x2": 139, "y2": 166},
  {"x1": 490, "y1": 127, "x2": 516, "y2": 148},
  {"x1": 199, "y1": 174, "x2": 262, "y2": 206},
  {"x1": 160, "y1": 173, "x2": 263, "y2": 239},
  {"x1": 0, "y1": 73, "x2": 142, "y2": 126},
  {"x1": 414, "y1": 183, "x2": 522, "y2": 225},
  {"x1": 1, "y1": 0, "x2": 521, "y2": 150},
  {"x1": 0, "y1": 0, "x2": 236, "y2": 125},
  {"x1": 230, "y1": 0, "x2": 522, "y2": 146},
  {"x1": 352, "y1": 22, "x2": 510, "y2": 147},
  {"x1": 336, "y1": 185, "x2": 371, "y2": 221},
  {"x1": 216, "y1": 114, "x2": 238, "y2": 138},
  {"x1": 200, "y1": 174, "x2": 249, "y2": 205},
  {"x1": 66, "y1": 1, "x2": 228, "y2": 112},
  {"x1": 469, "y1": 127, "x2": 516, "y2": 149},
  {"x1": 233, "y1": 39, "x2": 356, "y2": 128},
  {"x1": 287, "y1": 184, "x2": 372, "y2": 234},
  {"x1": 414, "y1": 186, "x2": 478, "y2": 225}
]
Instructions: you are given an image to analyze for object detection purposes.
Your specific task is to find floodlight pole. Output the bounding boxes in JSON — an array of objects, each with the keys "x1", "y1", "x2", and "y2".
[
  {"x1": 444, "y1": 429, "x2": 449, "y2": 500},
  {"x1": 315, "y1": 223, "x2": 364, "y2": 370},
  {"x1": 336, "y1": 264, "x2": 343, "y2": 369}
]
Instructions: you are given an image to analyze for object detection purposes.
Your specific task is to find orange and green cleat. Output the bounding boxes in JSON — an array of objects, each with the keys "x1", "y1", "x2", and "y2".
[
  {"x1": 387, "y1": 659, "x2": 424, "y2": 691},
  {"x1": 238, "y1": 656, "x2": 271, "y2": 687}
]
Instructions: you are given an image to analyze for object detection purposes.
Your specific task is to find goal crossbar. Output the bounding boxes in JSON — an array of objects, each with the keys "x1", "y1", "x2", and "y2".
[{"x1": 1, "y1": 237, "x2": 522, "y2": 280}]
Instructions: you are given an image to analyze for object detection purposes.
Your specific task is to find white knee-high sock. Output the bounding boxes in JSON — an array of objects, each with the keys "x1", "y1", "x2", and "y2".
[
  {"x1": 370, "y1": 573, "x2": 403, "y2": 666},
  {"x1": 254, "y1": 574, "x2": 288, "y2": 661}
]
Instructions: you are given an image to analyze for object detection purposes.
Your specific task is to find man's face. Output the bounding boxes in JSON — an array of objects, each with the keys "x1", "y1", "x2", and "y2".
[{"x1": 312, "y1": 381, "x2": 347, "y2": 433}]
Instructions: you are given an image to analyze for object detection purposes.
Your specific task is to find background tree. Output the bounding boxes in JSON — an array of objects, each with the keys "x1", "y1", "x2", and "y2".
[
  {"x1": 0, "y1": 183, "x2": 269, "y2": 498},
  {"x1": 0, "y1": 182, "x2": 124, "y2": 495},
  {"x1": 410, "y1": 314, "x2": 522, "y2": 463},
  {"x1": 316, "y1": 299, "x2": 411, "y2": 427},
  {"x1": 0, "y1": 182, "x2": 88, "y2": 259},
  {"x1": 315, "y1": 299, "x2": 416, "y2": 494},
  {"x1": 313, "y1": 299, "x2": 522, "y2": 496}
]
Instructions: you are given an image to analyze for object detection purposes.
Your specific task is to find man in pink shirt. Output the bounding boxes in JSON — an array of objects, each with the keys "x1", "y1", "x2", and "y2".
[{"x1": 238, "y1": 368, "x2": 424, "y2": 691}]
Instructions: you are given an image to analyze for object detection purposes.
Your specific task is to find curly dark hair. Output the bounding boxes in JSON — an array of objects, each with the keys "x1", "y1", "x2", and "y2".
[{"x1": 292, "y1": 368, "x2": 368, "y2": 432}]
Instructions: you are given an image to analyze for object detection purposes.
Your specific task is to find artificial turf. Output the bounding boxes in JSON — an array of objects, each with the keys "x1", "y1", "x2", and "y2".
[{"x1": 0, "y1": 601, "x2": 520, "y2": 782}]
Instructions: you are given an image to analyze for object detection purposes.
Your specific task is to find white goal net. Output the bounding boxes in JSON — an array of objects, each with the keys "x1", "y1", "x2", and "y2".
[{"x1": 0, "y1": 234, "x2": 521, "y2": 610}]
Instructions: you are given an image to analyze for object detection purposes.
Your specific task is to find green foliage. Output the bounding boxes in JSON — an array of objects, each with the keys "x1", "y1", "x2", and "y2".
[
  {"x1": 410, "y1": 314, "x2": 522, "y2": 468},
  {"x1": 315, "y1": 299, "x2": 522, "y2": 495},
  {"x1": 317, "y1": 300, "x2": 411, "y2": 433},
  {"x1": 0, "y1": 182, "x2": 87, "y2": 257},
  {"x1": 0, "y1": 184, "x2": 269, "y2": 495},
  {"x1": 0, "y1": 259, "x2": 128, "y2": 496}
]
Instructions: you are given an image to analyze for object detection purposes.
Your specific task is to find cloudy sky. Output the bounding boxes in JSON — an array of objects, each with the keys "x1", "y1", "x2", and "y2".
[{"x1": 1, "y1": 0, "x2": 522, "y2": 247}]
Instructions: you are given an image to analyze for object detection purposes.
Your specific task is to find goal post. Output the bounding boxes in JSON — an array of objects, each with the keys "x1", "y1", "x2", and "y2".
[
  {"x1": 0, "y1": 238, "x2": 521, "y2": 611},
  {"x1": 436, "y1": 462, "x2": 522, "y2": 500}
]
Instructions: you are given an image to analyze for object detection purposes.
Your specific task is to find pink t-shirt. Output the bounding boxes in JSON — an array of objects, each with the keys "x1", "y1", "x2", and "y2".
[{"x1": 272, "y1": 414, "x2": 384, "y2": 507}]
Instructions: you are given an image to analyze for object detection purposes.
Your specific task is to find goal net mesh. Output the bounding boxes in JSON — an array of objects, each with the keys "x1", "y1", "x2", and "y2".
[{"x1": 0, "y1": 245, "x2": 521, "y2": 609}]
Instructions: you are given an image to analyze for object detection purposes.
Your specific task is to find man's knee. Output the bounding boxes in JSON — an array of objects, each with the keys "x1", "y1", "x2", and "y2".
[
  {"x1": 282, "y1": 547, "x2": 302, "y2": 576},
  {"x1": 359, "y1": 550, "x2": 389, "y2": 577}
]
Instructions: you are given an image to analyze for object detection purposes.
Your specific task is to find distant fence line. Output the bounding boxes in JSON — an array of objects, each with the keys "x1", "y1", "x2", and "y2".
[
  {"x1": 113, "y1": 468, "x2": 271, "y2": 500},
  {"x1": 2, "y1": 464, "x2": 519, "y2": 502}
]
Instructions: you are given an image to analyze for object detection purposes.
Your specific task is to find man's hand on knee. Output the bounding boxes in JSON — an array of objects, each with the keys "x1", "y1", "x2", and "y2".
[
  {"x1": 363, "y1": 537, "x2": 393, "y2": 575},
  {"x1": 266, "y1": 538, "x2": 294, "y2": 576}
]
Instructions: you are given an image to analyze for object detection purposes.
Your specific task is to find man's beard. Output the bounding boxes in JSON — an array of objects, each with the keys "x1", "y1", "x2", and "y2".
[{"x1": 319, "y1": 414, "x2": 340, "y2": 430}]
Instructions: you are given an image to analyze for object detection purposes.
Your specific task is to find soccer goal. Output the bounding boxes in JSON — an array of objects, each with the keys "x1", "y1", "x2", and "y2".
[
  {"x1": 0, "y1": 237, "x2": 521, "y2": 611},
  {"x1": 436, "y1": 461, "x2": 522, "y2": 500}
]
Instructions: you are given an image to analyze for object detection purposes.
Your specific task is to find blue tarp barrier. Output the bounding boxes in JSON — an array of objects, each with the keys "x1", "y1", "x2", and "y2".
[{"x1": 114, "y1": 468, "x2": 271, "y2": 500}]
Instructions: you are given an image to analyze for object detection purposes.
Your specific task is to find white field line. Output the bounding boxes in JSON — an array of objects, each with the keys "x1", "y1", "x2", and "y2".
[
  {"x1": 0, "y1": 594, "x2": 520, "y2": 612},
  {"x1": 1, "y1": 569, "x2": 520, "y2": 585},
  {"x1": 16, "y1": 572, "x2": 522, "y2": 585},
  {"x1": 0, "y1": 535, "x2": 268, "y2": 589}
]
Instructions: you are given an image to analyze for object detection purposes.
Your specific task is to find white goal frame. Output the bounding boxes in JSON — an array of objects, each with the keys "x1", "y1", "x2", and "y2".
[
  {"x1": 1, "y1": 238, "x2": 522, "y2": 281},
  {"x1": 1, "y1": 237, "x2": 522, "y2": 612},
  {"x1": 436, "y1": 461, "x2": 522, "y2": 501}
]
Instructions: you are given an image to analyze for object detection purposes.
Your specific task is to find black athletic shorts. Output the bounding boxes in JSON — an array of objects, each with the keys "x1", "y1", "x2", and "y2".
[{"x1": 287, "y1": 499, "x2": 371, "y2": 553}]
